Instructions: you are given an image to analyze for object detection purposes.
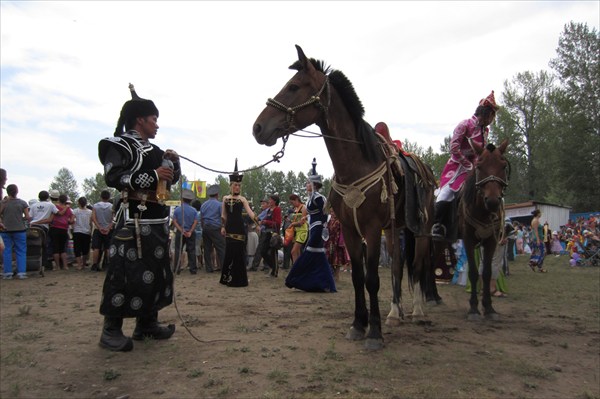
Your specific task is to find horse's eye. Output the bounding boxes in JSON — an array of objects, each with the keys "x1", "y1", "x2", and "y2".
[{"x1": 288, "y1": 84, "x2": 299, "y2": 92}]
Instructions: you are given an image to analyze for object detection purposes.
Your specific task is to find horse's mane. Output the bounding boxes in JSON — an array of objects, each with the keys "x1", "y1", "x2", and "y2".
[
  {"x1": 290, "y1": 58, "x2": 382, "y2": 163},
  {"x1": 461, "y1": 172, "x2": 478, "y2": 205}
]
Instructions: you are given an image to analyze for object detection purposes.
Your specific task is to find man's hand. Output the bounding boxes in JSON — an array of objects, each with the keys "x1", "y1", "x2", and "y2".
[
  {"x1": 163, "y1": 149, "x2": 179, "y2": 163},
  {"x1": 156, "y1": 166, "x2": 174, "y2": 182}
]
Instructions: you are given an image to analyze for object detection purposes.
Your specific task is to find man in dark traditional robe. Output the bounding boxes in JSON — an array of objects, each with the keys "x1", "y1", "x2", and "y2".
[{"x1": 97, "y1": 84, "x2": 181, "y2": 351}]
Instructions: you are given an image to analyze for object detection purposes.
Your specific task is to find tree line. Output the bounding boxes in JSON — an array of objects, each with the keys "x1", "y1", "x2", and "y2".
[{"x1": 47, "y1": 22, "x2": 598, "y2": 213}]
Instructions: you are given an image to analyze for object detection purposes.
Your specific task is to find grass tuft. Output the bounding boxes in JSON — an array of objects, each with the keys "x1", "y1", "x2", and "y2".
[{"x1": 103, "y1": 369, "x2": 121, "y2": 381}]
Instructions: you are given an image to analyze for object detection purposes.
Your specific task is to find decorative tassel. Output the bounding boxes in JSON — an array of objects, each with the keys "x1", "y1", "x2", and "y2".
[{"x1": 380, "y1": 180, "x2": 388, "y2": 203}]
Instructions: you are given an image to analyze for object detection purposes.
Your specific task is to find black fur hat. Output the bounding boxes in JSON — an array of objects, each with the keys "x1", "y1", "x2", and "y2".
[
  {"x1": 229, "y1": 159, "x2": 243, "y2": 183},
  {"x1": 114, "y1": 83, "x2": 159, "y2": 136}
]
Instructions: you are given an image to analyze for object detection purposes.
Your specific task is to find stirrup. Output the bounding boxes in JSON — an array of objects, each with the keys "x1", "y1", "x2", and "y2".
[{"x1": 431, "y1": 223, "x2": 447, "y2": 240}]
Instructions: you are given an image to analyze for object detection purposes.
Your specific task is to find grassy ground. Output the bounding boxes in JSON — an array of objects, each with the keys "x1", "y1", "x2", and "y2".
[{"x1": 0, "y1": 254, "x2": 598, "y2": 398}]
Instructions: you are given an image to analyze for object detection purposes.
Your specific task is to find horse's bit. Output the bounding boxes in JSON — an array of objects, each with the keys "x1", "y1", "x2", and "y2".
[{"x1": 266, "y1": 76, "x2": 330, "y2": 133}]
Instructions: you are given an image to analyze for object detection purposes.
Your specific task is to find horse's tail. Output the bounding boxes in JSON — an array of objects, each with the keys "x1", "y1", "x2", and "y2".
[{"x1": 404, "y1": 228, "x2": 416, "y2": 292}]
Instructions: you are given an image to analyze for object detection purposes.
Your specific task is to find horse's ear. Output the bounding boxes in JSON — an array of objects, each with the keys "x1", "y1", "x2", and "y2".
[
  {"x1": 295, "y1": 45, "x2": 308, "y2": 68},
  {"x1": 498, "y1": 139, "x2": 509, "y2": 154},
  {"x1": 295, "y1": 44, "x2": 317, "y2": 76}
]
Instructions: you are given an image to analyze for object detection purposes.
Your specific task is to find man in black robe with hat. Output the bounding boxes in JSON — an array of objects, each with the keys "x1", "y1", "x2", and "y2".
[{"x1": 97, "y1": 84, "x2": 181, "y2": 351}]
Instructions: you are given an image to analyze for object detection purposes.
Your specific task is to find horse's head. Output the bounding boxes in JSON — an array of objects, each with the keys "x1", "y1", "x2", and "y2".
[
  {"x1": 472, "y1": 139, "x2": 509, "y2": 212},
  {"x1": 253, "y1": 45, "x2": 329, "y2": 146}
]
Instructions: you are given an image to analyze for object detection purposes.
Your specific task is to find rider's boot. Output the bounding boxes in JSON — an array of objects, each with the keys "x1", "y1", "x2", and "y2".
[{"x1": 431, "y1": 201, "x2": 452, "y2": 241}]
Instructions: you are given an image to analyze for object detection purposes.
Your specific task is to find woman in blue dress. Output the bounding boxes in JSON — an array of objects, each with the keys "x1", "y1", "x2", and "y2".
[{"x1": 285, "y1": 159, "x2": 337, "y2": 293}]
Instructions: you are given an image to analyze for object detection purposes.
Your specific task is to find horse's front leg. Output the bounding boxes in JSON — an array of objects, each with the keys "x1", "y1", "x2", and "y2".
[
  {"x1": 481, "y1": 240, "x2": 499, "y2": 320},
  {"x1": 346, "y1": 245, "x2": 368, "y2": 341},
  {"x1": 464, "y1": 240, "x2": 481, "y2": 321},
  {"x1": 365, "y1": 235, "x2": 384, "y2": 350},
  {"x1": 386, "y1": 228, "x2": 404, "y2": 326}
]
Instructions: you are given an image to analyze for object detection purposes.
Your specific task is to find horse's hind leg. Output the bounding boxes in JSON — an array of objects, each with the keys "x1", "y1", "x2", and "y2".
[
  {"x1": 385, "y1": 271, "x2": 403, "y2": 326},
  {"x1": 386, "y1": 229, "x2": 404, "y2": 327},
  {"x1": 411, "y1": 236, "x2": 430, "y2": 320}
]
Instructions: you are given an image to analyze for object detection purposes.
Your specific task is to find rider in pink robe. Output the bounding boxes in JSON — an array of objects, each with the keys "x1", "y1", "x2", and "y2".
[
  {"x1": 431, "y1": 91, "x2": 499, "y2": 241},
  {"x1": 439, "y1": 115, "x2": 489, "y2": 191}
]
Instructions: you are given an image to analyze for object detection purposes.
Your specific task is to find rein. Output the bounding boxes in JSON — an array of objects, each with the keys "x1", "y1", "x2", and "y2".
[
  {"x1": 170, "y1": 178, "x2": 240, "y2": 345},
  {"x1": 179, "y1": 135, "x2": 289, "y2": 175}
]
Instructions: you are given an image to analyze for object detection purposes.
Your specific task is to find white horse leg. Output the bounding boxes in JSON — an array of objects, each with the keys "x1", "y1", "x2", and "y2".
[
  {"x1": 411, "y1": 281, "x2": 425, "y2": 320},
  {"x1": 385, "y1": 300, "x2": 403, "y2": 326}
]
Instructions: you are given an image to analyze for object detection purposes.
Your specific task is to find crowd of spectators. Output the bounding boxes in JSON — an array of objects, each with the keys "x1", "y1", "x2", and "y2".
[{"x1": 2, "y1": 162, "x2": 597, "y2": 279}]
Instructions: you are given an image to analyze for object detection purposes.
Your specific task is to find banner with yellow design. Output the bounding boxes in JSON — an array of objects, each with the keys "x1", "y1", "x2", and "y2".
[{"x1": 182, "y1": 180, "x2": 207, "y2": 199}]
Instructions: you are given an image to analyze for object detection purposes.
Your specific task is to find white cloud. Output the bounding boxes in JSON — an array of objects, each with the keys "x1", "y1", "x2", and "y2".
[{"x1": 1, "y1": 1, "x2": 598, "y2": 202}]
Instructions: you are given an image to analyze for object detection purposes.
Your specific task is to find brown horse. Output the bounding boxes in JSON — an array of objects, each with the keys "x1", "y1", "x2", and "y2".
[
  {"x1": 457, "y1": 140, "x2": 509, "y2": 320},
  {"x1": 252, "y1": 45, "x2": 435, "y2": 349}
]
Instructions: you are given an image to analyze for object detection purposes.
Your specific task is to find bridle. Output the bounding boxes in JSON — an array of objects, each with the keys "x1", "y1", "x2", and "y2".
[
  {"x1": 474, "y1": 163, "x2": 509, "y2": 197},
  {"x1": 266, "y1": 75, "x2": 330, "y2": 133}
]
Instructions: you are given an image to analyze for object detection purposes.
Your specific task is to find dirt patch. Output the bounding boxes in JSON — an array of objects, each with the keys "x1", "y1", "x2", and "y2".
[{"x1": 1, "y1": 256, "x2": 598, "y2": 399}]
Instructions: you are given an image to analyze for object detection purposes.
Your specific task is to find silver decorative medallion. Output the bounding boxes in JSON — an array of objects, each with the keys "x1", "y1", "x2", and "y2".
[
  {"x1": 126, "y1": 248, "x2": 137, "y2": 261},
  {"x1": 154, "y1": 246, "x2": 165, "y2": 259},
  {"x1": 109, "y1": 244, "x2": 117, "y2": 258},
  {"x1": 130, "y1": 297, "x2": 143, "y2": 310},
  {"x1": 118, "y1": 244, "x2": 125, "y2": 257},
  {"x1": 142, "y1": 270, "x2": 154, "y2": 284},
  {"x1": 111, "y1": 293, "x2": 125, "y2": 307},
  {"x1": 120, "y1": 175, "x2": 131, "y2": 186},
  {"x1": 104, "y1": 162, "x2": 113, "y2": 174},
  {"x1": 140, "y1": 224, "x2": 151, "y2": 236}
]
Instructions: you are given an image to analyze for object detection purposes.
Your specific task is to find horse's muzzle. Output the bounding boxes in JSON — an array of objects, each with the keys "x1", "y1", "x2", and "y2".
[{"x1": 483, "y1": 196, "x2": 502, "y2": 212}]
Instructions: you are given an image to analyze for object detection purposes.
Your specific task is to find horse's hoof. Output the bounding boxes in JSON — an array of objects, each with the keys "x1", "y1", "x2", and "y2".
[
  {"x1": 346, "y1": 326, "x2": 366, "y2": 341},
  {"x1": 467, "y1": 312, "x2": 482, "y2": 321},
  {"x1": 364, "y1": 338, "x2": 384, "y2": 351},
  {"x1": 426, "y1": 298, "x2": 443, "y2": 306},
  {"x1": 385, "y1": 317, "x2": 401, "y2": 327},
  {"x1": 484, "y1": 312, "x2": 500, "y2": 321},
  {"x1": 410, "y1": 313, "x2": 426, "y2": 323}
]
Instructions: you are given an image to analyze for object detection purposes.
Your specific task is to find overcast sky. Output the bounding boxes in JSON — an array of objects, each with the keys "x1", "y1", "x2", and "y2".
[{"x1": 1, "y1": 1, "x2": 598, "y2": 202}]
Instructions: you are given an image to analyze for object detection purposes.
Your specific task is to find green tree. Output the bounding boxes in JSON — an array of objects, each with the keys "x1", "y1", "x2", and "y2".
[
  {"x1": 493, "y1": 70, "x2": 555, "y2": 203},
  {"x1": 168, "y1": 174, "x2": 188, "y2": 201},
  {"x1": 548, "y1": 22, "x2": 600, "y2": 211},
  {"x1": 549, "y1": 22, "x2": 599, "y2": 138},
  {"x1": 49, "y1": 168, "x2": 79, "y2": 205},
  {"x1": 82, "y1": 173, "x2": 118, "y2": 205}
]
